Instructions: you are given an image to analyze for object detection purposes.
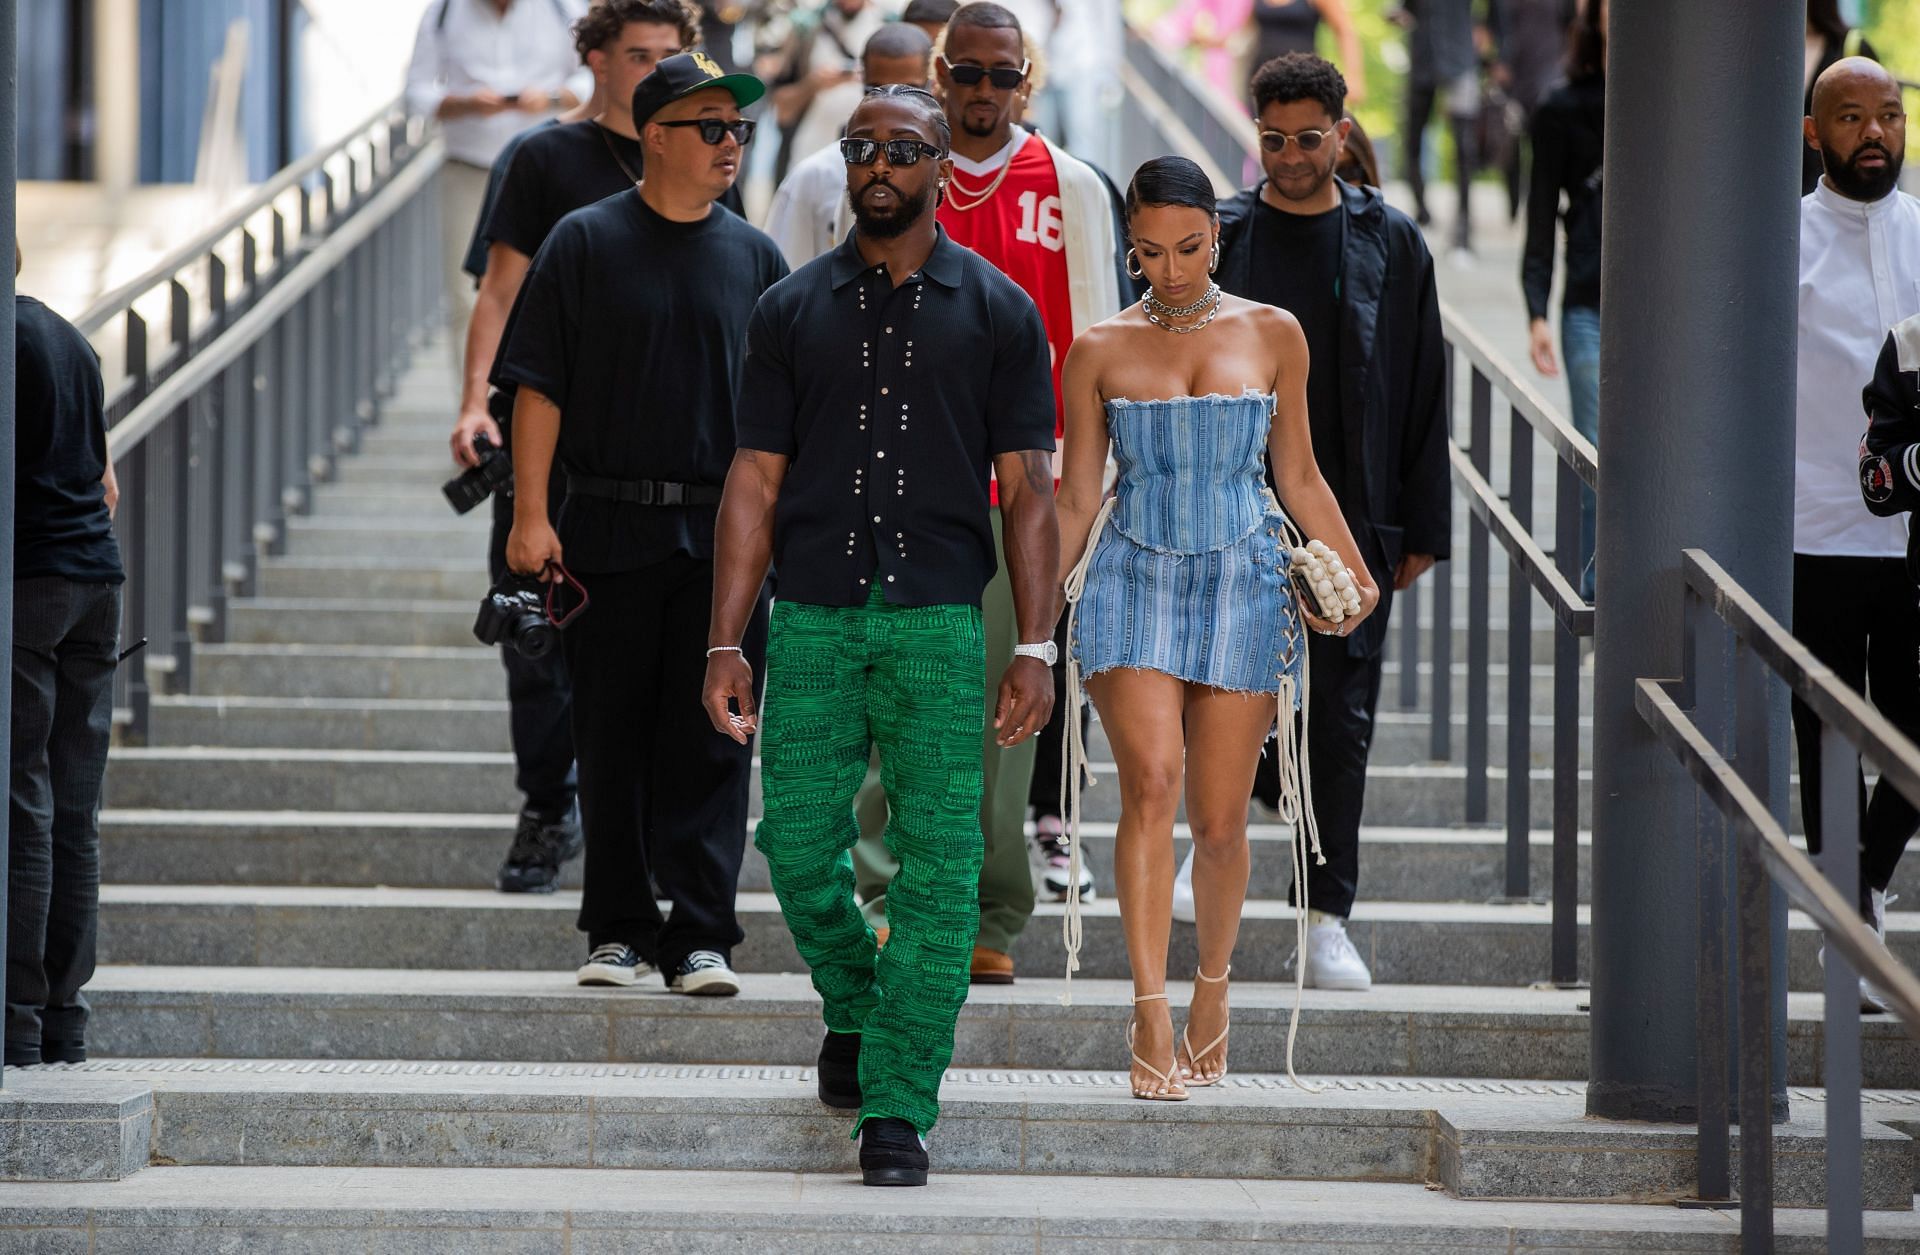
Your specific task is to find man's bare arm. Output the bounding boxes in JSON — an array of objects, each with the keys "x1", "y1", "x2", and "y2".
[
  {"x1": 452, "y1": 243, "x2": 532, "y2": 466},
  {"x1": 703, "y1": 448, "x2": 790, "y2": 742},
  {"x1": 990, "y1": 447, "x2": 1061, "y2": 747}
]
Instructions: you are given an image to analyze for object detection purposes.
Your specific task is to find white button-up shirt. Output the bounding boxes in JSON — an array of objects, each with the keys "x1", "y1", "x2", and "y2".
[
  {"x1": 404, "y1": 0, "x2": 593, "y2": 168},
  {"x1": 764, "y1": 140, "x2": 847, "y2": 270},
  {"x1": 1796, "y1": 179, "x2": 1920, "y2": 556}
]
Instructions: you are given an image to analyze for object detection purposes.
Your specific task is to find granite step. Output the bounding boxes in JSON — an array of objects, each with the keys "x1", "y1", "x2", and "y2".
[
  {"x1": 228, "y1": 598, "x2": 479, "y2": 647},
  {"x1": 12, "y1": 1059, "x2": 1911, "y2": 1209},
  {"x1": 102, "y1": 746, "x2": 1598, "y2": 826},
  {"x1": 191, "y1": 645, "x2": 501, "y2": 700},
  {"x1": 92, "y1": 883, "x2": 1920, "y2": 990},
  {"x1": 79, "y1": 966, "x2": 1919, "y2": 1088},
  {"x1": 143, "y1": 691, "x2": 1592, "y2": 768},
  {"x1": 283, "y1": 517, "x2": 483, "y2": 559},
  {"x1": 9, "y1": 1165, "x2": 1906, "y2": 1253},
  {"x1": 256, "y1": 558, "x2": 488, "y2": 601},
  {"x1": 97, "y1": 808, "x2": 1605, "y2": 904},
  {"x1": 315, "y1": 457, "x2": 461, "y2": 488}
]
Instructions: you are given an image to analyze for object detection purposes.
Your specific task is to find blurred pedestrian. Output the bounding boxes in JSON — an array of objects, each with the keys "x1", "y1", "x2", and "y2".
[
  {"x1": 1803, "y1": 0, "x2": 1878, "y2": 197},
  {"x1": 405, "y1": 0, "x2": 593, "y2": 352},
  {"x1": 1335, "y1": 110, "x2": 1380, "y2": 187},
  {"x1": 7, "y1": 242, "x2": 125, "y2": 1068},
  {"x1": 498, "y1": 55, "x2": 788, "y2": 995},
  {"x1": 763, "y1": 22, "x2": 933, "y2": 267},
  {"x1": 1394, "y1": 0, "x2": 1487, "y2": 256},
  {"x1": 1519, "y1": 0, "x2": 1602, "y2": 598},
  {"x1": 1487, "y1": 0, "x2": 1575, "y2": 219},
  {"x1": 705, "y1": 84, "x2": 1057, "y2": 1183},
  {"x1": 1792, "y1": 58, "x2": 1919, "y2": 1015},
  {"x1": 767, "y1": 0, "x2": 891, "y2": 183},
  {"x1": 1250, "y1": 0, "x2": 1366, "y2": 104}
]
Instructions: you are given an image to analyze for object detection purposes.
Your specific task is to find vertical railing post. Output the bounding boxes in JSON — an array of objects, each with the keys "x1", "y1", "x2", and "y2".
[
  {"x1": 1503, "y1": 406, "x2": 1533, "y2": 899},
  {"x1": 1465, "y1": 368, "x2": 1493, "y2": 823},
  {"x1": 1819, "y1": 723, "x2": 1864, "y2": 1254},
  {"x1": 1552, "y1": 456, "x2": 1582, "y2": 985},
  {"x1": 1397, "y1": 577, "x2": 1420, "y2": 710},
  {"x1": 1431, "y1": 343, "x2": 1456, "y2": 762},
  {"x1": 1690, "y1": 585, "x2": 1732, "y2": 1206},
  {"x1": 1733, "y1": 638, "x2": 1778, "y2": 1253}
]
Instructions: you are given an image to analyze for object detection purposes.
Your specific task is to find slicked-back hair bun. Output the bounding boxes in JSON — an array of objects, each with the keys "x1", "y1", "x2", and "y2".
[{"x1": 1125, "y1": 156, "x2": 1216, "y2": 225}]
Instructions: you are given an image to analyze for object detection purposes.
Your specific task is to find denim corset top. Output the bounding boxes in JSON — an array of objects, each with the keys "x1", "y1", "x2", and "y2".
[{"x1": 1102, "y1": 390, "x2": 1276, "y2": 554}]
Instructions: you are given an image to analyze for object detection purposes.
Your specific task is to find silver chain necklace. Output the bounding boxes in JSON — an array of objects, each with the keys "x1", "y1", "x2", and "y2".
[{"x1": 1142, "y1": 283, "x2": 1222, "y2": 334}]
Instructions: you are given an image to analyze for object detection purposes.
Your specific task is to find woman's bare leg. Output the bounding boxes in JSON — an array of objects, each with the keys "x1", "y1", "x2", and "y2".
[
  {"x1": 1176, "y1": 686, "x2": 1275, "y2": 1081},
  {"x1": 1085, "y1": 668, "x2": 1189, "y2": 1096}
]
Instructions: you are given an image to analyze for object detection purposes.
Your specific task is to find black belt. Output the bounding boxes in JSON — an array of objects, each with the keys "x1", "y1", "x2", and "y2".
[{"x1": 566, "y1": 474, "x2": 722, "y2": 506}]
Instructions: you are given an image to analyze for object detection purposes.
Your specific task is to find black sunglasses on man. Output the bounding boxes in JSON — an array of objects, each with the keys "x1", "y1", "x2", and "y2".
[
  {"x1": 657, "y1": 118, "x2": 756, "y2": 145},
  {"x1": 939, "y1": 56, "x2": 1028, "y2": 90},
  {"x1": 840, "y1": 137, "x2": 945, "y2": 166}
]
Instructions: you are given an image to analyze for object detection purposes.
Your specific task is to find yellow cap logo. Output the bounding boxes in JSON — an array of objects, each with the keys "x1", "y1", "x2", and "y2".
[{"x1": 693, "y1": 52, "x2": 722, "y2": 79}]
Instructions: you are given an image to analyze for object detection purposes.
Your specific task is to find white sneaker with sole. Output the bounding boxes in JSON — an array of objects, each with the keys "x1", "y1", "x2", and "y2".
[
  {"x1": 1304, "y1": 914, "x2": 1372, "y2": 991},
  {"x1": 577, "y1": 943, "x2": 651, "y2": 987},
  {"x1": 1171, "y1": 847, "x2": 1196, "y2": 924}
]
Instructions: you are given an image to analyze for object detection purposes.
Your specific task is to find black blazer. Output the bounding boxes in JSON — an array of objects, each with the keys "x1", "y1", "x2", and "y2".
[{"x1": 1216, "y1": 178, "x2": 1453, "y2": 654}]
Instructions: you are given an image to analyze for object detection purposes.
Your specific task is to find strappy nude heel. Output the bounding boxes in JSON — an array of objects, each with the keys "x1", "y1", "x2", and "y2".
[
  {"x1": 1126, "y1": 992, "x2": 1189, "y2": 1101},
  {"x1": 1177, "y1": 966, "x2": 1231, "y2": 1087}
]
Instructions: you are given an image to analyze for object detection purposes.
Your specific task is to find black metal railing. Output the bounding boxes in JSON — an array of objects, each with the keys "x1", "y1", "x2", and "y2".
[
  {"x1": 1637, "y1": 549, "x2": 1920, "y2": 1253},
  {"x1": 73, "y1": 98, "x2": 446, "y2": 737}
]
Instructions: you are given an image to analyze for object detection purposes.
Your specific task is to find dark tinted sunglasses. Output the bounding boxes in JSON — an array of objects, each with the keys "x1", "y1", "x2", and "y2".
[
  {"x1": 657, "y1": 118, "x2": 756, "y2": 146},
  {"x1": 840, "y1": 137, "x2": 945, "y2": 166},
  {"x1": 940, "y1": 56, "x2": 1028, "y2": 90},
  {"x1": 1257, "y1": 126, "x2": 1335, "y2": 154}
]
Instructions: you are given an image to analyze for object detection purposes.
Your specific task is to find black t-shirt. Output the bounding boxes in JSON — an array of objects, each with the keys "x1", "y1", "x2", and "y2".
[
  {"x1": 482, "y1": 120, "x2": 746, "y2": 266},
  {"x1": 1249, "y1": 199, "x2": 1345, "y2": 495},
  {"x1": 735, "y1": 228, "x2": 1057, "y2": 609},
  {"x1": 16, "y1": 297, "x2": 123, "y2": 583},
  {"x1": 494, "y1": 192, "x2": 789, "y2": 574},
  {"x1": 463, "y1": 118, "x2": 558, "y2": 281}
]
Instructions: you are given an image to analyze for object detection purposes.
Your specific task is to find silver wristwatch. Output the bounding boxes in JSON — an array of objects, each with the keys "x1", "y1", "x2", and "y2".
[{"x1": 1013, "y1": 641, "x2": 1059, "y2": 667}]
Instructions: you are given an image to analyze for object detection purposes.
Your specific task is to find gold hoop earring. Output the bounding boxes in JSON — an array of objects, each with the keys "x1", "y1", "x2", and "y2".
[{"x1": 1126, "y1": 248, "x2": 1144, "y2": 280}]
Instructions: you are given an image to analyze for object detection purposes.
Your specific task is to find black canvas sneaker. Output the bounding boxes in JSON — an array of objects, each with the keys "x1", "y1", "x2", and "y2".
[
  {"x1": 669, "y1": 950, "x2": 741, "y2": 996},
  {"x1": 496, "y1": 803, "x2": 583, "y2": 894},
  {"x1": 576, "y1": 943, "x2": 650, "y2": 987}
]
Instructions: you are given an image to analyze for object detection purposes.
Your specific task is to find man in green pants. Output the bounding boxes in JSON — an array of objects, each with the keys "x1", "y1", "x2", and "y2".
[{"x1": 703, "y1": 85, "x2": 1058, "y2": 1186}]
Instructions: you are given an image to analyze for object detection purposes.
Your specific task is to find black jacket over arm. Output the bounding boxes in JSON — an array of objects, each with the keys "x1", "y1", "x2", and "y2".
[
  {"x1": 1217, "y1": 178, "x2": 1453, "y2": 653},
  {"x1": 1861, "y1": 318, "x2": 1920, "y2": 589}
]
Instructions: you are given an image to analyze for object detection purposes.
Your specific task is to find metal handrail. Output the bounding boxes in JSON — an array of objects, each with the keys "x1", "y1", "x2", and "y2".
[{"x1": 93, "y1": 97, "x2": 447, "y2": 736}]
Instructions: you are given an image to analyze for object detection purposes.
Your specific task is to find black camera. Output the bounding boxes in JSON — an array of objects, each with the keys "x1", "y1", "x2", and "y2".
[
  {"x1": 474, "y1": 574, "x2": 558, "y2": 659},
  {"x1": 444, "y1": 433, "x2": 513, "y2": 515}
]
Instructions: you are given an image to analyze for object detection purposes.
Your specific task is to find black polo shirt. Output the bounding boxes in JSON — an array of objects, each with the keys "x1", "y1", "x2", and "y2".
[{"x1": 736, "y1": 227, "x2": 1056, "y2": 608}]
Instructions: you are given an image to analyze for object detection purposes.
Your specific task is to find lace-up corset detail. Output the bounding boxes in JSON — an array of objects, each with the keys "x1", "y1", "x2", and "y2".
[{"x1": 1103, "y1": 391, "x2": 1274, "y2": 554}]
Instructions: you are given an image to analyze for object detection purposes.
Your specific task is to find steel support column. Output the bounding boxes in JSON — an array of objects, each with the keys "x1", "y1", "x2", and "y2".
[
  {"x1": 0, "y1": 0, "x2": 19, "y2": 1092},
  {"x1": 1587, "y1": 0, "x2": 1799, "y2": 1121}
]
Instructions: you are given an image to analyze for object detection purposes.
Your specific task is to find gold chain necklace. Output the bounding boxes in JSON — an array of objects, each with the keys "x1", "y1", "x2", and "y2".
[{"x1": 944, "y1": 142, "x2": 1019, "y2": 212}]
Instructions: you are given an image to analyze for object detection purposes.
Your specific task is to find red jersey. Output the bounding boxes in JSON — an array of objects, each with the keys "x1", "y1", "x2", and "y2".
[{"x1": 939, "y1": 132, "x2": 1075, "y2": 457}]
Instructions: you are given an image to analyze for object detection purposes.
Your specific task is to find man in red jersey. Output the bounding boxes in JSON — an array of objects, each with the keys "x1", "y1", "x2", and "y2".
[{"x1": 845, "y1": 0, "x2": 1122, "y2": 985}]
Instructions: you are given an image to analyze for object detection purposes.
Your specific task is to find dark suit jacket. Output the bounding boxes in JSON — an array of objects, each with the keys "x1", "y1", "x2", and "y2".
[{"x1": 1216, "y1": 177, "x2": 1453, "y2": 654}]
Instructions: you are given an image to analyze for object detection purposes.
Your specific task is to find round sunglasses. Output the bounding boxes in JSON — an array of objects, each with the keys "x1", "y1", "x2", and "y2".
[
  {"x1": 656, "y1": 118, "x2": 756, "y2": 146},
  {"x1": 840, "y1": 137, "x2": 945, "y2": 166},
  {"x1": 1257, "y1": 126, "x2": 1337, "y2": 154}
]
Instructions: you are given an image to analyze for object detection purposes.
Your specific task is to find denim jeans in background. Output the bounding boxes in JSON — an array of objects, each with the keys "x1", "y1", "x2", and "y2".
[
  {"x1": 1562, "y1": 306, "x2": 1601, "y2": 600},
  {"x1": 7, "y1": 577, "x2": 120, "y2": 1061}
]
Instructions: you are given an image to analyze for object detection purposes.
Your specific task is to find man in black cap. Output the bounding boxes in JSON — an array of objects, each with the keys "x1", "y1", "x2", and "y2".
[{"x1": 497, "y1": 53, "x2": 788, "y2": 996}]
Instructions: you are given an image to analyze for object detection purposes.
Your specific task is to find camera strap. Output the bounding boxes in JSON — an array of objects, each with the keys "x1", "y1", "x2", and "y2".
[{"x1": 543, "y1": 561, "x2": 591, "y2": 628}]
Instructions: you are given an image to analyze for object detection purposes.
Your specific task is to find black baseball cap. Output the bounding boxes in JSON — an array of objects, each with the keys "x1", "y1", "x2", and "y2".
[{"x1": 631, "y1": 53, "x2": 766, "y2": 128}]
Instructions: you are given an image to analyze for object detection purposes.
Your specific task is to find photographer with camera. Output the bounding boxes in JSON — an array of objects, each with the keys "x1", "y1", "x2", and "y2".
[
  {"x1": 448, "y1": 0, "x2": 710, "y2": 895},
  {"x1": 495, "y1": 54, "x2": 788, "y2": 994}
]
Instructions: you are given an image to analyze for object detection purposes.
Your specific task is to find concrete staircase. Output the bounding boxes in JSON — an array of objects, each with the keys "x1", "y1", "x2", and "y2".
[{"x1": 5, "y1": 342, "x2": 1919, "y2": 1250}]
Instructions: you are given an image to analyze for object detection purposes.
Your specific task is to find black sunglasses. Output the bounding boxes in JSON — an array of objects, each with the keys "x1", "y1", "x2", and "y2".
[
  {"x1": 940, "y1": 56, "x2": 1028, "y2": 90},
  {"x1": 840, "y1": 137, "x2": 945, "y2": 166},
  {"x1": 656, "y1": 118, "x2": 756, "y2": 146}
]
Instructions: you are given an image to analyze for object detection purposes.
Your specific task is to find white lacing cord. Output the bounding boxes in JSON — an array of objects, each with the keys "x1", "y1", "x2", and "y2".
[
  {"x1": 1273, "y1": 517, "x2": 1326, "y2": 1094},
  {"x1": 1058, "y1": 494, "x2": 1118, "y2": 1007}
]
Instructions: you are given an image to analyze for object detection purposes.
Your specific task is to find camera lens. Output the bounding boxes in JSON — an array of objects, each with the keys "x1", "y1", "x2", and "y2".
[{"x1": 508, "y1": 611, "x2": 556, "y2": 659}]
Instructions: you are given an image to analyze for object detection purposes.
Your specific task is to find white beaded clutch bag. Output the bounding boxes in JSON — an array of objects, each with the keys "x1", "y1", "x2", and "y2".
[{"x1": 1287, "y1": 537, "x2": 1364, "y2": 624}]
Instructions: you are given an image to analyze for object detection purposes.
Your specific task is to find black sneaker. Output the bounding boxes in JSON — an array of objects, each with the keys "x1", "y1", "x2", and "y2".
[
  {"x1": 859, "y1": 1117, "x2": 929, "y2": 1186},
  {"x1": 4, "y1": 1041, "x2": 41, "y2": 1068},
  {"x1": 577, "y1": 943, "x2": 651, "y2": 987},
  {"x1": 496, "y1": 803, "x2": 583, "y2": 894},
  {"x1": 817, "y1": 1030, "x2": 862, "y2": 1109},
  {"x1": 668, "y1": 950, "x2": 741, "y2": 997},
  {"x1": 40, "y1": 1039, "x2": 85, "y2": 1065}
]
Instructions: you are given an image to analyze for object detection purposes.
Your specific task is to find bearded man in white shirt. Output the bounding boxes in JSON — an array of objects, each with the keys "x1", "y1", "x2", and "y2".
[{"x1": 1792, "y1": 57, "x2": 1920, "y2": 986}]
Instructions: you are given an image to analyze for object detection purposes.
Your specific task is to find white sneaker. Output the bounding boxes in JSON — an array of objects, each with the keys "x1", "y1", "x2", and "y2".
[
  {"x1": 577, "y1": 943, "x2": 652, "y2": 987},
  {"x1": 1171, "y1": 847, "x2": 1196, "y2": 924},
  {"x1": 1304, "y1": 915, "x2": 1372, "y2": 991}
]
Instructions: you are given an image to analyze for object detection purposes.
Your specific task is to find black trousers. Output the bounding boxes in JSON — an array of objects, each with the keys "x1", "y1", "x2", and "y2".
[
  {"x1": 564, "y1": 553, "x2": 768, "y2": 970},
  {"x1": 7, "y1": 577, "x2": 120, "y2": 1060},
  {"x1": 1027, "y1": 614, "x2": 1087, "y2": 822},
  {"x1": 1790, "y1": 553, "x2": 1920, "y2": 915},
  {"x1": 1403, "y1": 80, "x2": 1476, "y2": 245},
  {"x1": 489, "y1": 490, "x2": 576, "y2": 819}
]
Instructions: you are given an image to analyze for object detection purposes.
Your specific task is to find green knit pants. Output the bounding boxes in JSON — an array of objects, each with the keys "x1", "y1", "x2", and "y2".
[{"x1": 755, "y1": 586, "x2": 985, "y2": 1136}]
